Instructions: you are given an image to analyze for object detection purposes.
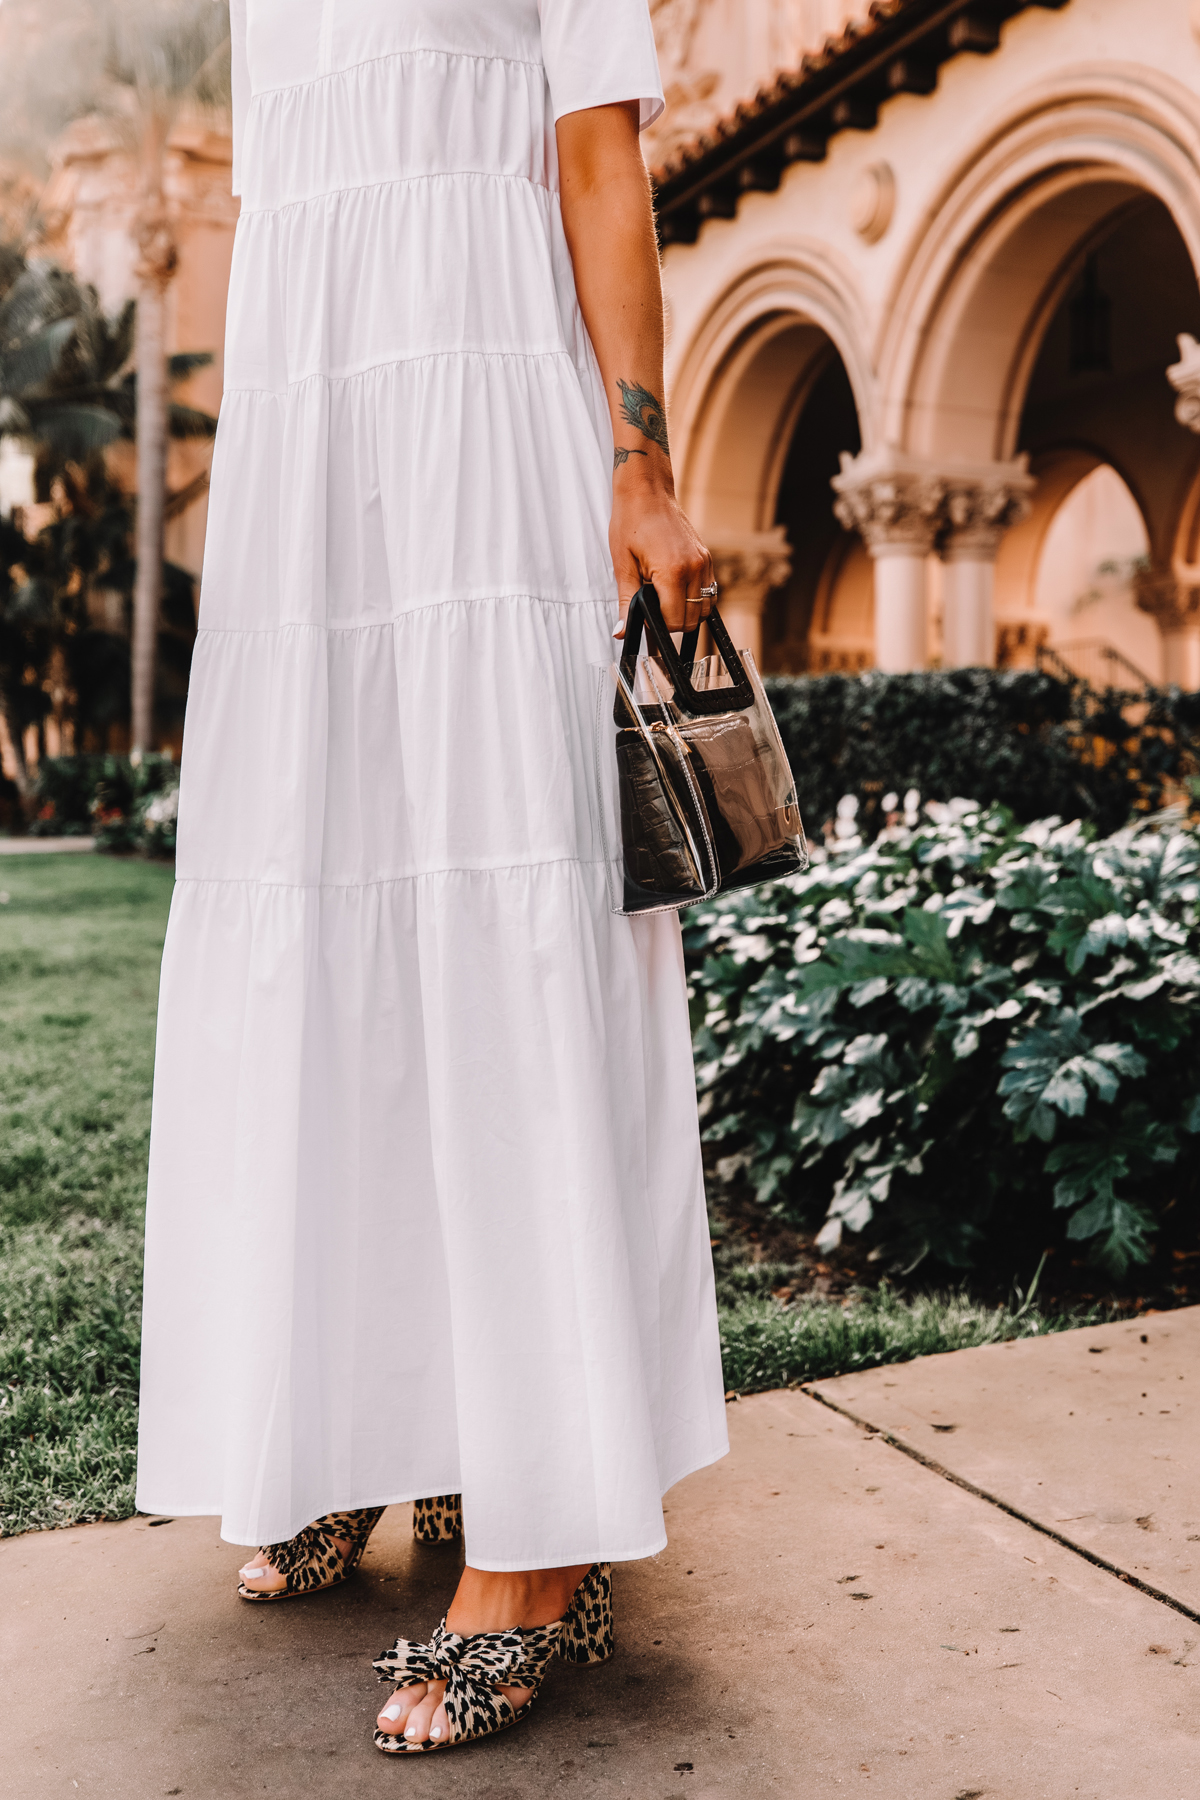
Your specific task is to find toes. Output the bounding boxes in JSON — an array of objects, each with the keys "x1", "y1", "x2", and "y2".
[
  {"x1": 239, "y1": 1558, "x2": 285, "y2": 1592},
  {"x1": 399, "y1": 1682, "x2": 446, "y2": 1748},
  {"x1": 377, "y1": 1681, "x2": 426, "y2": 1735}
]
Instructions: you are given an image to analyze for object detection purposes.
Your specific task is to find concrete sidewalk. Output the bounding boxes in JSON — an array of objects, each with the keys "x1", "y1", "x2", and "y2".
[
  {"x1": 4, "y1": 1312, "x2": 1199, "y2": 1800},
  {"x1": 0, "y1": 837, "x2": 94, "y2": 854}
]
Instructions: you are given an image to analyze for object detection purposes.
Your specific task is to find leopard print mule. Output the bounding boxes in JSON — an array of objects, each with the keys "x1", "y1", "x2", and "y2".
[
  {"x1": 370, "y1": 1563, "x2": 614, "y2": 1755},
  {"x1": 412, "y1": 1493, "x2": 463, "y2": 1543},
  {"x1": 237, "y1": 1506, "x2": 385, "y2": 1601},
  {"x1": 372, "y1": 1617, "x2": 562, "y2": 1754}
]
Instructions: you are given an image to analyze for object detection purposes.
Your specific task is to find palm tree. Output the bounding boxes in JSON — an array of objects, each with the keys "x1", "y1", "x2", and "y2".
[
  {"x1": 97, "y1": 1, "x2": 231, "y2": 755},
  {"x1": 0, "y1": 241, "x2": 216, "y2": 786},
  {"x1": 0, "y1": 0, "x2": 230, "y2": 752}
]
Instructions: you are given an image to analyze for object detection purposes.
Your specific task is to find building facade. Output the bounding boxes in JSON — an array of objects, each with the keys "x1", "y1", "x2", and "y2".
[
  {"x1": 651, "y1": 0, "x2": 1200, "y2": 689},
  {"x1": 23, "y1": 0, "x2": 1200, "y2": 691}
]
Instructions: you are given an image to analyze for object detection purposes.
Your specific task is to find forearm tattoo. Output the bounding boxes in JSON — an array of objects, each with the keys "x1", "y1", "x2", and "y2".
[
  {"x1": 613, "y1": 445, "x2": 648, "y2": 469},
  {"x1": 616, "y1": 378, "x2": 670, "y2": 455}
]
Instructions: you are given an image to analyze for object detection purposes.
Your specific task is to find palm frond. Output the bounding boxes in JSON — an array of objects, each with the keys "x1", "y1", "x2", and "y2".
[
  {"x1": 0, "y1": 317, "x2": 77, "y2": 397},
  {"x1": 22, "y1": 402, "x2": 123, "y2": 456},
  {"x1": 167, "y1": 351, "x2": 213, "y2": 381},
  {"x1": 167, "y1": 402, "x2": 218, "y2": 440}
]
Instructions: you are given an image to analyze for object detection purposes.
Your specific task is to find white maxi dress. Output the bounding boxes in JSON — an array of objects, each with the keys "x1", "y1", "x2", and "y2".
[{"x1": 135, "y1": 0, "x2": 728, "y2": 1571}]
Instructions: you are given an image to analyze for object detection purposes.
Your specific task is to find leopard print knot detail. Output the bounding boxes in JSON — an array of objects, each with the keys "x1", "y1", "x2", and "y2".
[{"x1": 372, "y1": 1618, "x2": 562, "y2": 1752}]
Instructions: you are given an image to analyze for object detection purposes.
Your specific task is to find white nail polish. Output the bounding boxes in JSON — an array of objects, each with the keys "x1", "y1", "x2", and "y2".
[
  {"x1": 382, "y1": 1705, "x2": 402, "y2": 1721},
  {"x1": 404, "y1": 1726, "x2": 416, "y2": 1738},
  {"x1": 430, "y1": 1728, "x2": 441, "y2": 1739}
]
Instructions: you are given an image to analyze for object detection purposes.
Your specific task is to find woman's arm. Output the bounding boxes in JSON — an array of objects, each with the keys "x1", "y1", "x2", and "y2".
[{"x1": 556, "y1": 102, "x2": 714, "y2": 638}]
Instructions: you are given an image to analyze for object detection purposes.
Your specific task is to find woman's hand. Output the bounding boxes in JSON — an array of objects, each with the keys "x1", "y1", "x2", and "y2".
[{"x1": 610, "y1": 460, "x2": 714, "y2": 640}]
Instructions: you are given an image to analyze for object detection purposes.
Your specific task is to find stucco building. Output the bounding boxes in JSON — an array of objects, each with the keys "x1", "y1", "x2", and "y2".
[
  {"x1": 23, "y1": 0, "x2": 1200, "y2": 692},
  {"x1": 649, "y1": 0, "x2": 1200, "y2": 689}
]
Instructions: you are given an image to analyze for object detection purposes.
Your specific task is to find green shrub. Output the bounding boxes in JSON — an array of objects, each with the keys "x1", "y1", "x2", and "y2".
[
  {"x1": 765, "y1": 670, "x2": 1200, "y2": 840},
  {"x1": 30, "y1": 753, "x2": 177, "y2": 855},
  {"x1": 683, "y1": 802, "x2": 1200, "y2": 1277}
]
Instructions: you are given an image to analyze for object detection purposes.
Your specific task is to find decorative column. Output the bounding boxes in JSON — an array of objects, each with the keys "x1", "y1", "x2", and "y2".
[
  {"x1": 707, "y1": 527, "x2": 793, "y2": 668},
  {"x1": 1135, "y1": 570, "x2": 1200, "y2": 689},
  {"x1": 832, "y1": 449, "x2": 944, "y2": 671},
  {"x1": 938, "y1": 459, "x2": 1034, "y2": 668}
]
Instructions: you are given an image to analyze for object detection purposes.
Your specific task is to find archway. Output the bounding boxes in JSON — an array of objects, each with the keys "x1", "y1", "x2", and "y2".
[
  {"x1": 666, "y1": 255, "x2": 871, "y2": 670},
  {"x1": 771, "y1": 352, "x2": 865, "y2": 672},
  {"x1": 1030, "y1": 464, "x2": 1157, "y2": 684},
  {"x1": 861, "y1": 74, "x2": 1200, "y2": 677}
]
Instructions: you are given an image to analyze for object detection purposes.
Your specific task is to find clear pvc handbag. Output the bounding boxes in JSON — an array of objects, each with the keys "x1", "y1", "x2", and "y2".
[{"x1": 593, "y1": 582, "x2": 808, "y2": 916}]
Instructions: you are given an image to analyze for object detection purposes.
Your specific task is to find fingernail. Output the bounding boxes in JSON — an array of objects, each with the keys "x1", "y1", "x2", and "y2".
[{"x1": 382, "y1": 1705, "x2": 402, "y2": 1721}]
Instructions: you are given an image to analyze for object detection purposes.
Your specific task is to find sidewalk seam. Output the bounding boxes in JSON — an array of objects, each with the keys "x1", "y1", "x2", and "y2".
[{"x1": 801, "y1": 1385, "x2": 1200, "y2": 1628}]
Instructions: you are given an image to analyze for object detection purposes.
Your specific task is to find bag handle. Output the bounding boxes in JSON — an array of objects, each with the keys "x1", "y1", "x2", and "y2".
[{"x1": 618, "y1": 582, "x2": 755, "y2": 717}]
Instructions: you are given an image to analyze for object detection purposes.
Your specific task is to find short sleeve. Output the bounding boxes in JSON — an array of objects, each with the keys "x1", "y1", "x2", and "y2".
[
  {"x1": 229, "y1": 0, "x2": 250, "y2": 197},
  {"x1": 538, "y1": 0, "x2": 664, "y2": 131}
]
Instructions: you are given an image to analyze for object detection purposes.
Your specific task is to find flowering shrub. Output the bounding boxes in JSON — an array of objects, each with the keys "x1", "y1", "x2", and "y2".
[
  {"x1": 683, "y1": 802, "x2": 1200, "y2": 1276},
  {"x1": 30, "y1": 753, "x2": 177, "y2": 855},
  {"x1": 135, "y1": 781, "x2": 179, "y2": 858}
]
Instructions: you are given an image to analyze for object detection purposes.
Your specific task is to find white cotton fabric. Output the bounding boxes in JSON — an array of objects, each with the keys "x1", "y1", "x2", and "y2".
[{"x1": 136, "y1": 0, "x2": 727, "y2": 1569}]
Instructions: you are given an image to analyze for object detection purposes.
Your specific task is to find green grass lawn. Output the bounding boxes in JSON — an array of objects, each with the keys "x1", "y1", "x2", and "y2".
[
  {"x1": 0, "y1": 854, "x2": 1105, "y2": 1538},
  {"x1": 0, "y1": 853, "x2": 172, "y2": 1535}
]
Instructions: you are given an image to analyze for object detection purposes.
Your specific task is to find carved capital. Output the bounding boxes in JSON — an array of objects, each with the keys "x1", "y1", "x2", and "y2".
[
  {"x1": 831, "y1": 448, "x2": 944, "y2": 555},
  {"x1": 1167, "y1": 332, "x2": 1200, "y2": 433},
  {"x1": 833, "y1": 448, "x2": 1034, "y2": 560},
  {"x1": 939, "y1": 458, "x2": 1034, "y2": 560},
  {"x1": 709, "y1": 526, "x2": 792, "y2": 614},
  {"x1": 1135, "y1": 568, "x2": 1200, "y2": 632}
]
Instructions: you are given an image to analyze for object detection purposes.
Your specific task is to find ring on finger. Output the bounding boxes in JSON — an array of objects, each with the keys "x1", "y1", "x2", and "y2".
[{"x1": 699, "y1": 582, "x2": 718, "y2": 600}]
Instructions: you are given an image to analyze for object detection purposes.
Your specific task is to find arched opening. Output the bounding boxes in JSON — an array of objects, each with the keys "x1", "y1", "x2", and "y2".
[
  {"x1": 1032, "y1": 465, "x2": 1157, "y2": 685},
  {"x1": 874, "y1": 84, "x2": 1200, "y2": 678},
  {"x1": 1015, "y1": 196, "x2": 1200, "y2": 565},
  {"x1": 674, "y1": 301, "x2": 867, "y2": 673},
  {"x1": 770, "y1": 352, "x2": 864, "y2": 672},
  {"x1": 993, "y1": 193, "x2": 1200, "y2": 681}
]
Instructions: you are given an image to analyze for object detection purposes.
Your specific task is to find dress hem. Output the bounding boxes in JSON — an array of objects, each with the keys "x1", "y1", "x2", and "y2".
[{"x1": 138, "y1": 1438, "x2": 731, "y2": 1561}]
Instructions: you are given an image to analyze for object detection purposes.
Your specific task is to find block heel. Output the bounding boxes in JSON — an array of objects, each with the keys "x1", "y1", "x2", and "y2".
[
  {"x1": 412, "y1": 1493, "x2": 464, "y2": 1542},
  {"x1": 558, "y1": 1562, "x2": 614, "y2": 1663}
]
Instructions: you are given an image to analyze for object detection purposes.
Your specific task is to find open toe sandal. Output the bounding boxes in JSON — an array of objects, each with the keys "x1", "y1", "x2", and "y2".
[
  {"x1": 372, "y1": 1617, "x2": 562, "y2": 1753},
  {"x1": 371, "y1": 1563, "x2": 615, "y2": 1754},
  {"x1": 237, "y1": 1506, "x2": 385, "y2": 1601}
]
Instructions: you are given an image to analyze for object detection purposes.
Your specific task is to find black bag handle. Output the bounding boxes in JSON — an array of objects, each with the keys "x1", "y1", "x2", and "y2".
[{"x1": 617, "y1": 582, "x2": 755, "y2": 719}]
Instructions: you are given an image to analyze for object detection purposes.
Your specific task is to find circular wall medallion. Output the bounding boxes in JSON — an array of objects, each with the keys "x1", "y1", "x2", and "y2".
[{"x1": 850, "y1": 162, "x2": 896, "y2": 245}]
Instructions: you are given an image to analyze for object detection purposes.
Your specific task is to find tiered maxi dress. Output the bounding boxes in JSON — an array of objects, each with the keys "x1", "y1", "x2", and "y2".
[{"x1": 135, "y1": 0, "x2": 728, "y2": 1572}]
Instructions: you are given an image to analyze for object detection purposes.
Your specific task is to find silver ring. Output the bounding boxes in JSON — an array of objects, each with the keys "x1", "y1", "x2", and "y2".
[{"x1": 699, "y1": 583, "x2": 718, "y2": 599}]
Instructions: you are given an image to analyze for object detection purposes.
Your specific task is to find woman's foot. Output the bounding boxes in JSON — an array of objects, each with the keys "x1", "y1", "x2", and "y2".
[
  {"x1": 237, "y1": 1507, "x2": 385, "y2": 1601},
  {"x1": 375, "y1": 1564, "x2": 591, "y2": 1747},
  {"x1": 238, "y1": 1533, "x2": 354, "y2": 1595}
]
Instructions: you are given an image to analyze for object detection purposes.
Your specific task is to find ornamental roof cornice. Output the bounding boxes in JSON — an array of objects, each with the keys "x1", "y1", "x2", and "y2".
[{"x1": 650, "y1": 0, "x2": 1071, "y2": 245}]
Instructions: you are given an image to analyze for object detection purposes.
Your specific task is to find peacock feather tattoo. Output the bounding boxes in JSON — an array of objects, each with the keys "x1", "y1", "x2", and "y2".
[{"x1": 616, "y1": 379, "x2": 670, "y2": 455}]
